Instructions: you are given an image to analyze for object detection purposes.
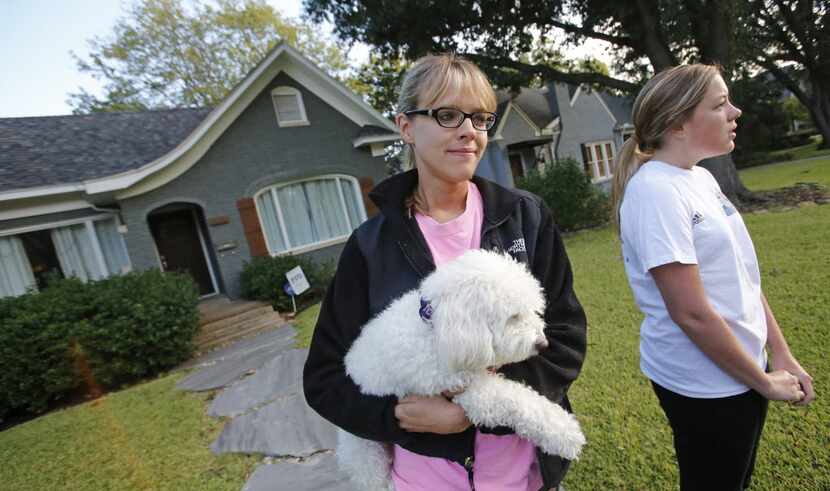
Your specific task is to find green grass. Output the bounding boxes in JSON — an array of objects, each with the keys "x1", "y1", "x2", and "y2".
[
  {"x1": 739, "y1": 156, "x2": 830, "y2": 191},
  {"x1": 294, "y1": 302, "x2": 320, "y2": 349},
  {"x1": 0, "y1": 372, "x2": 259, "y2": 491},
  {"x1": 769, "y1": 135, "x2": 830, "y2": 162},
  {"x1": 564, "y1": 205, "x2": 830, "y2": 490}
]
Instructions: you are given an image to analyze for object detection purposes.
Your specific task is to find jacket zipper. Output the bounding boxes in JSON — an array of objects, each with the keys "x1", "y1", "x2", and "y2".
[{"x1": 464, "y1": 456, "x2": 475, "y2": 490}]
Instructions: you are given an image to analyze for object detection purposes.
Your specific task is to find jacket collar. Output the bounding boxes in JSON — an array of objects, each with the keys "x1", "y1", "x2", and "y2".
[{"x1": 368, "y1": 169, "x2": 521, "y2": 226}]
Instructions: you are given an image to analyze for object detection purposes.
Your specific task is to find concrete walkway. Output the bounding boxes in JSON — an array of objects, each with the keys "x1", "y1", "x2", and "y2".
[{"x1": 176, "y1": 325, "x2": 356, "y2": 491}]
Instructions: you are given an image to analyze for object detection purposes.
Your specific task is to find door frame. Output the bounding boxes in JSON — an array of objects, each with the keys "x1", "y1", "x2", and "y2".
[{"x1": 148, "y1": 204, "x2": 220, "y2": 298}]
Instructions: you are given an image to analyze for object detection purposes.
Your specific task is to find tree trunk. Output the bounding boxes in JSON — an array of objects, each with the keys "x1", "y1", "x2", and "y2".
[
  {"x1": 808, "y1": 80, "x2": 830, "y2": 148},
  {"x1": 698, "y1": 154, "x2": 753, "y2": 203}
]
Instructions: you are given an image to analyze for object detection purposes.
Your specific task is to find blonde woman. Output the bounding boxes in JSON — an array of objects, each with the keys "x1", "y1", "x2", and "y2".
[
  {"x1": 304, "y1": 54, "x2": 587, "y2": 490},
  {"x1": 613, "y1": 64, "x2": 815, "y2": 490}
]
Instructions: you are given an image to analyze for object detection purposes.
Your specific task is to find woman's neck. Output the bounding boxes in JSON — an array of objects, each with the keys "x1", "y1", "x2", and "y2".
[
  {"x1": 652, "y1": 145, "x2": 698, "y2": 170},
  {"x1": 417, "y1": 175, "x2": 469, "y2": 223}
]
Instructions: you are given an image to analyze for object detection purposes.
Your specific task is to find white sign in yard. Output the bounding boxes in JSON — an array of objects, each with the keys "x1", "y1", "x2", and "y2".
[{"x1": 285, "y1": 266, "x2": 310, "y2": 295}]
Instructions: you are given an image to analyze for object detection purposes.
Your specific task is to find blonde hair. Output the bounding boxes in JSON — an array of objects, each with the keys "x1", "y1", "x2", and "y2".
[
  {"x1": 611, "y1": 64, "x2": 722, "y2": 232},
  {"x1": 397, "y1": 53, "x2": 498, "y2": 214}
]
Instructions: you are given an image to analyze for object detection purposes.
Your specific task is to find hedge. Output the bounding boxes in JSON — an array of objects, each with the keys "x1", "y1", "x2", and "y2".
[
  {"x1": 0, "y1": 270, "x2": 199, "y2": 420},
  {"x1": 240, "y1": 255, "x2": 334, "y2": 313}
]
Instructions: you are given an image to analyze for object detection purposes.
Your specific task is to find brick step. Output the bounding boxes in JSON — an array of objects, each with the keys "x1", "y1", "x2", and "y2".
[
  {"x1": 199, "y1": 305, "x2": 275, "y2": 333},
  {"x1": 196, "y1": 316, "x2": 288, "y2": 352},
  {"x1": 195, "y1": 311, "x2": 283, "y2": 345},
  {"x1": 198, "y1": 300, "x2": 272, "y2": 326}
]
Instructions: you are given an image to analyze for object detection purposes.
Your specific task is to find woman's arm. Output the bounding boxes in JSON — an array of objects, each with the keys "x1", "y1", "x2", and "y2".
[
  {"x1": 760, "y1": 293, "x2": 815, "y2": 405},
  {"x1": 650, "y1": 262, "x2": 804, "y2": 402},
  {"x1": 302, "y1": 234, "x2": 413, "y2": 443}
]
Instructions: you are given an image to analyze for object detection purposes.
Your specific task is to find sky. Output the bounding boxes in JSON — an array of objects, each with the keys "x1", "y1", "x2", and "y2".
[{"x1": 0, "y1": 0, "x2": 608, "y2": 119}]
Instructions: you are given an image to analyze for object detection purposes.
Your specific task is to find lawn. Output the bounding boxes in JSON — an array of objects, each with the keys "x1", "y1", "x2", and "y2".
[
  {"x1": 739, "y1": 156, "x2": 830, "y2": 191},
  {"x1": 0, "y1": 373, "x2": 259, "y2": 490},
  {"x1": 1, "y1": 157, "x2": 826, "y2": 490}
]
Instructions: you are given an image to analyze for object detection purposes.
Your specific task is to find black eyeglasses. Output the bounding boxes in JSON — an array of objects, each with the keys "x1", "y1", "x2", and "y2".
[{"x1": 403, "y1": 107, "x2": 498, "y2": 131}]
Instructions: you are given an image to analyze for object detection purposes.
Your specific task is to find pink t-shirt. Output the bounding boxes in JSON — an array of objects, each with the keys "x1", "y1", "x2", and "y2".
[{"x1": 393, "y1": 181, "x2": 543, "y2": 491}]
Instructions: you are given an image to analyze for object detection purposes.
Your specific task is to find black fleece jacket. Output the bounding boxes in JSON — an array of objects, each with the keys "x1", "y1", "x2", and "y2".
[{"x1": 302, "y1": 170, "x2": 587, "y2": 489}]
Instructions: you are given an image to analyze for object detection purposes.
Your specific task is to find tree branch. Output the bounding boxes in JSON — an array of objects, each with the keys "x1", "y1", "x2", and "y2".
[
  {"x1": 465, "y1": 54, "x2": 638, "y2": 92},
  {"x1": 547, "y1": 19, "x2": 635, "y2": 47}
]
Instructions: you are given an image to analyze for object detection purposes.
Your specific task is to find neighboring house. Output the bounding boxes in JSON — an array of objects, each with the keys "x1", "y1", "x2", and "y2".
[
  {"x1": 483, "y1": 83, "x2": 634, "y2": 191},
  {"x1": 0, "y1": 43, "x2": 399, "y2": 300}
]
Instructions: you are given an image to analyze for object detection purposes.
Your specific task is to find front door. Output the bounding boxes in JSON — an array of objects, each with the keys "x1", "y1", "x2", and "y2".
[{"x1": 148, "y1": 209, "x2": 216, "y2": 296}]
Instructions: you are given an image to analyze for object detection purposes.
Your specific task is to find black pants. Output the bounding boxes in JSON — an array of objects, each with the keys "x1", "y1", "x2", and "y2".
[{"x1": 652, "y1": 382, "x2": 769, "y2": 491}]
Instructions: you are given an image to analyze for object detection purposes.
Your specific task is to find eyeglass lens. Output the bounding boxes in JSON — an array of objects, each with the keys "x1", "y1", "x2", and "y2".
[{"x1": 435, "y1": 109, "x2": 495, "y2": 130}]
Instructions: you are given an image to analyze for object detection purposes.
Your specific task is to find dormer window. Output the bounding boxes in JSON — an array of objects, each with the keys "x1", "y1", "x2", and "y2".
[{"x1": 271, "y1": 86, "x2": 309, "y2": 127}]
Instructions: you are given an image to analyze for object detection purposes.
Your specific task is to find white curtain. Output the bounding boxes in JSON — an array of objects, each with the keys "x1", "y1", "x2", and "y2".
[
  {"x1": 277, "y1": 183, "x2": 316, "y2": 247},
  {"x1": 0, "y1": 235, "x2": 36, "y2": 298},
  {"x1": 256, "y1": 192, "x2": 287, "y2": 253},
  {"x1": 306, "y1": 179, "x2": 350, "y2": 240},
  {"x1": 51, "y1": 224, "x2": 104, "y2": 282},
  {"x1": 94, "y1": 218, "x2": 131, "y2": 275},
  {"x1": 340, "y1": 179, "x2": 363, "y2": 230}
]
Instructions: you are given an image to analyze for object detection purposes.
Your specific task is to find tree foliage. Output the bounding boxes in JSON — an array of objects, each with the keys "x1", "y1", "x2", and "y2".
[
  {"x1": 741, "y1": 0, "x2": 829, "y2": 147},
  {"x1": 303, "y1": 0, "x2": 754, "y2": 198},
  {"x1": 69, "y1": 0, "x2": 349, "y2": 113}
]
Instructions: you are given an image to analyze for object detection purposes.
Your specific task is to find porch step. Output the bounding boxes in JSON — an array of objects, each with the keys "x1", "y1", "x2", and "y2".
[
  {"x1": 194, "y1": 298, "x2": 288, "y2": 352},
  {"x1": 195, "y1": 310, "x2": 284, "y2": 345}
]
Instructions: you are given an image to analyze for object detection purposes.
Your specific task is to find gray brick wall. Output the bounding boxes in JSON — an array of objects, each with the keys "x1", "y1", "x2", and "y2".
[{"x1": 118, "y1": 72, "x2": 387, "y2": 298}]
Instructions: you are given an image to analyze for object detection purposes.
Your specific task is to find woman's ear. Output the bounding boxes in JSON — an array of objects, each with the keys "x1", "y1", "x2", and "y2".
[{"x1": 396, "y1": 113, "x2": 414, "y2": 144}]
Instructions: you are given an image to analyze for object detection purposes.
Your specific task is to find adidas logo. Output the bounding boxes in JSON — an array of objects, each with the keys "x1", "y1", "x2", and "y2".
[
  {"x1": 507, "y1": 238, "x2": 526, "y2": 254},
  {"x1": 692, "y1": 211, "x2": 705, "y2": 226}
]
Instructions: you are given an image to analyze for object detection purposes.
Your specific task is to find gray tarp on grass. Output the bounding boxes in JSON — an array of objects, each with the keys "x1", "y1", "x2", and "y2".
[
  {"x1": 208, "y1": 348, "x2": 307, "y2": 417},
  {"x1": 210, "y1": 392, "x2": 338, "y2": 456},
  {"x1": 241, "y1": 452, "x2": 357, "y2": 491}
]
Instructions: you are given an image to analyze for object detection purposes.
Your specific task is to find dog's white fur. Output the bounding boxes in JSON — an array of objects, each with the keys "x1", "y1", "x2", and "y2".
[{"x1": 337, "y1": 249, "x2": 586, "y2": 490}]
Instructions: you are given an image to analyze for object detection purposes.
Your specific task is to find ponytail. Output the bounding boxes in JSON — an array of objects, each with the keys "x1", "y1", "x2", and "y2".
[{"x1": 611, "y1": 135, "x2": 653, "y2": 234}]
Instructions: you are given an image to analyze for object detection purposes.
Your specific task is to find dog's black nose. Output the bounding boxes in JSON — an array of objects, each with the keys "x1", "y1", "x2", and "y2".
[{"x1": 534, "y1": 337, "x2": 549, "y2": 351}]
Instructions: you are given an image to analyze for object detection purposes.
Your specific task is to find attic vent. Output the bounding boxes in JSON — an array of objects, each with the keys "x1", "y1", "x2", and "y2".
[{"x1": 271, "y1": 86, "x2": 309, "y2": 127}]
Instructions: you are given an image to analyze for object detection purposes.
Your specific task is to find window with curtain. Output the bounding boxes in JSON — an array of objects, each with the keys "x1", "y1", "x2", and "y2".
[
  {"x1": 580, "y1": 140, "x2": 616, "y2": 181},
  {"x1": 255, "y1": 176, "x2": 366, "y2": 255},
  {"x1": 0, "y1": 216, "x2": 131, "y2": 298}
]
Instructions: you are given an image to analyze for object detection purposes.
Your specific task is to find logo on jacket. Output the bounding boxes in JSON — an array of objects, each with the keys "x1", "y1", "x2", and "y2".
[
  {"x1": 507, "y1": 238, "x2": 526, "y2": 255},
  {"x1": 692, "y1": 211, "x2": 705, "y2": 226}
]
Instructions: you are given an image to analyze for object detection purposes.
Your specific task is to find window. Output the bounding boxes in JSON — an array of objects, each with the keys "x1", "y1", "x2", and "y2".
[
  {"x1": 254, "y1": 176, "x2": 366, "y2": 255},
  {"x1": 580, "y1": 141, "x2": 616, "y2": 181},
  {"x1": 271, "y1": 86, "x2": 309, "y2": 127},
  {"x1": 0, "y1": 216, "x2": 131, "y2": 298}
]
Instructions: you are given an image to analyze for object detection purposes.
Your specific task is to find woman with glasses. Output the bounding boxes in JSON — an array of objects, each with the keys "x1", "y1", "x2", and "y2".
[{"x1": 304, "y1": 53, "x2": 587, "y2": 491}]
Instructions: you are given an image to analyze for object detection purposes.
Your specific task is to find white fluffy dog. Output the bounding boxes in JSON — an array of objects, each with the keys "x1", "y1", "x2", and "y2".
[{"x1": 337, "y1": 249, "x2": 585, "y2": 490}]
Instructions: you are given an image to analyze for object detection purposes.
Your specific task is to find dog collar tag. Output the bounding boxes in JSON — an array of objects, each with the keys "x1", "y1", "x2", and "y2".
[{"x1": 419, "y1": 297, "x2": 433, "y2": 325}]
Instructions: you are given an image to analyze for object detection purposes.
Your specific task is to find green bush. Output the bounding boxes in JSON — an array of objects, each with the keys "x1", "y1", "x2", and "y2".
[
  {"x1": 516, "y1": 158, "x2": 611, "y2": 231},
  {"x1": 0, "y1": 270, "x2": 199, "y2": 419},
  {"x1": 240, "y1": 255, "x2": 334, "y2": 312}
]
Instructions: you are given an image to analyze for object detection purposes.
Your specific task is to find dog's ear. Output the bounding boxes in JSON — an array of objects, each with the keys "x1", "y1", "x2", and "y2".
[{"x1": 433, "y1": 293, "x2": 496, "y2": 373}]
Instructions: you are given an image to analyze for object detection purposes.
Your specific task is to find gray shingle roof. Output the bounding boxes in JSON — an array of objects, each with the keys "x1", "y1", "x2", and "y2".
[
  {"x1": 355, "y1": 124, "x2": 397, "y2": 139},
  {"x1": 496, "y1": 86, "x2": 559, "y2": 129},
  {"x1": 0, "y1": 108, "x2": 212, "y2": 193},
  {"x1": 597, "y1": 92, "x2": 633, "y2": 125}
]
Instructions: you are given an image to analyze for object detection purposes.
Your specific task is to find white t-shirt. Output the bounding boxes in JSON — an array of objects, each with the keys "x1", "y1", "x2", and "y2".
[{"x1": 620, "y1": 160, "x2": 767, "y2": 398}]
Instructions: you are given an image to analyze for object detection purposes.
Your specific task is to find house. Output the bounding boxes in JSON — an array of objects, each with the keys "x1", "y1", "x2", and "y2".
[
  {"x1": 480, "y1": 82, "x2": 634, "y2": 191},
  {"x1": 0, "y1": 43, "x2": 399, "y2": 300}
]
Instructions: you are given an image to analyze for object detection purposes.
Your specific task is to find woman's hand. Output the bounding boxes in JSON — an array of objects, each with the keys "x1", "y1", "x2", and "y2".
[
  {"x1": 759, "y1": 369, "x2": 807, "y2": 402},
  {"x1": 395, "y1": 394, "x2": 472, "y2": 434},
  {"x1": 770, "y1": 354, "x2": 815, "y2": 406}
]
